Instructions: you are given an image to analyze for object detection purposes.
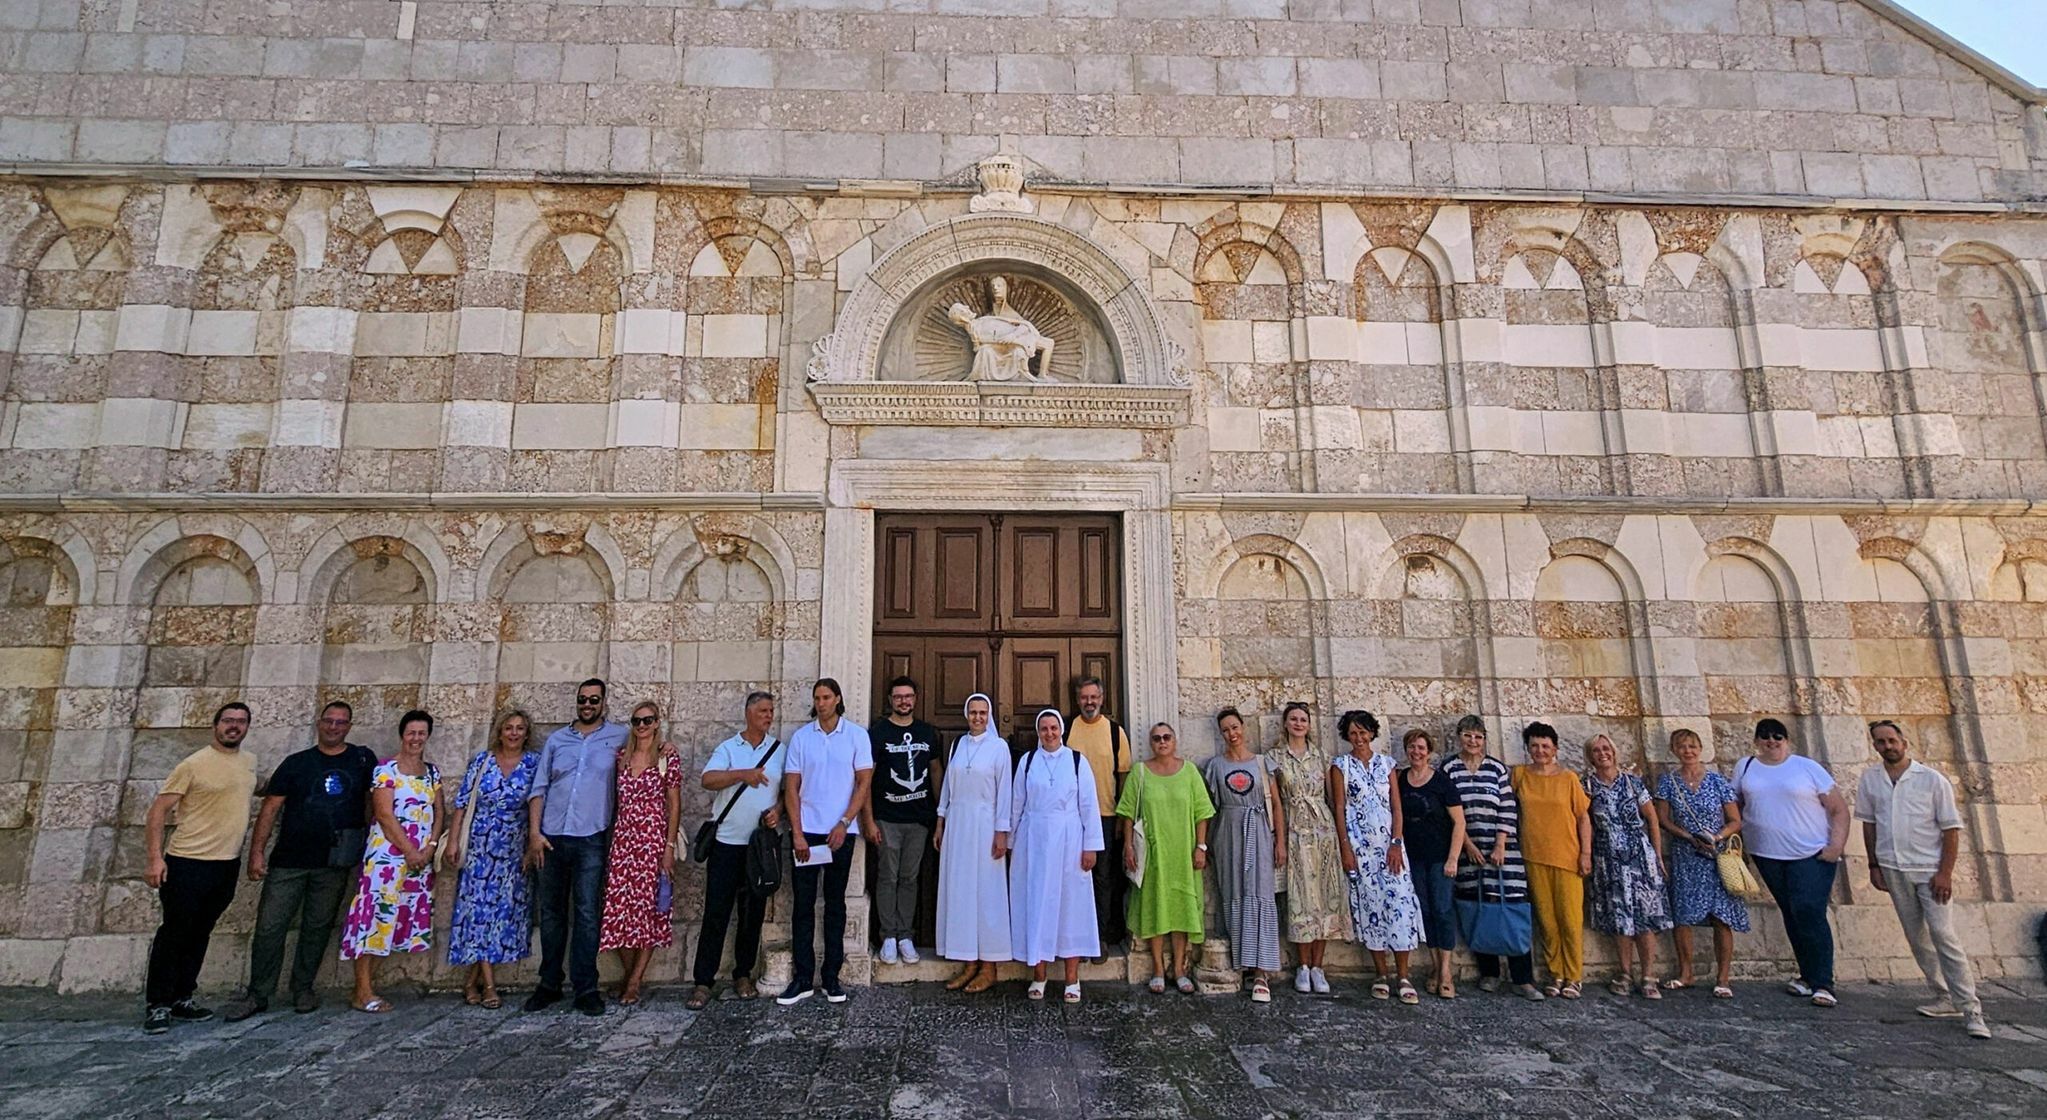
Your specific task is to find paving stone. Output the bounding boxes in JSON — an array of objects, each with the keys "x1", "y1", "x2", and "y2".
[{"x1": 2, "y1": 985, "x2": 2038, "y2": 1119}]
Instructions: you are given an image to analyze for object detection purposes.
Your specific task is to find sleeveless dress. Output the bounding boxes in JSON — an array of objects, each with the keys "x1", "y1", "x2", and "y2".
[
  {"x1": 1272, "y1": 746, "x2": 1351, "y2": 943},
  {"x1": 599, "y1": 743, "x2": 682, "y2": 951},
  {"x1": 1585, "y1": 772, "x2": 1674, "y2": 937},
  {"x1": 1203, "y1": 754, "x2": 1281, "y2": 971},
  {"x1": 448, "y1": 751, "x2": 537, "y2": 965},
  {"x1": 1333, "y1": 751, "x2": 1423, "y2": 952},
  {"x1": 340, "y1": 759, "x2": 439, "y2": 959}
]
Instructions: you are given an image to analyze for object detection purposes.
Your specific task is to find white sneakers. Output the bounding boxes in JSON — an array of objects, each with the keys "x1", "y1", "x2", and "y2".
[
  {"x1": 1916, "y1": 999, "x2": 1963, "y2": 1019},
  {"x1": 1965, "y1": 1014, "x2": 1992, "y2": 1040},
  {"x1": 878, "y1": 938, "x2": 919, "y2": 965},
  {"x1": 899, "y1": 939, "x2": 920, "y2": 964},
  {"x1": 1310, "y1": 967, "x2": 1330, "y2": 995},
  {"x1": 879, "y1": 939, "x2": 899, "y2": 965},
  {"x1": 1293, "y1": 967, "x2": 1312, "y2": 993}
]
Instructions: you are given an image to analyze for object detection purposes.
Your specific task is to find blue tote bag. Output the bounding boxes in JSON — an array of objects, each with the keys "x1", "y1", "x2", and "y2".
[{"x1": 1454, "y1": 864, "x2": 1532, "y2": 957}]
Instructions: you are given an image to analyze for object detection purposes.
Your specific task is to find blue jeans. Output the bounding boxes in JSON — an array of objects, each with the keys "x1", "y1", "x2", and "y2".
[
  {"x1": 1753, "y1": 853, "x2": 1837, "y2": 992},
  {"x1": 1410, "y1": 859, "x2": 1458, "y2": 951},
  {"x1": 536, "y1": 831, "x2": 609, "y2": 998}
]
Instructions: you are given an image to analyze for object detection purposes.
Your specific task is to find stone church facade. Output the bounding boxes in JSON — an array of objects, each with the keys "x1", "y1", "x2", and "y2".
[{"x1": 0, "y1": 0, "x2": 2043, "y2": 991}]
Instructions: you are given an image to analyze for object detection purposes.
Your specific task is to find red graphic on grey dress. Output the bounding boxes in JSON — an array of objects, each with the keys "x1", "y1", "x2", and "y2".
[{"x1": 1225, "y1": 769, "x2": 1254, "y2": 796}]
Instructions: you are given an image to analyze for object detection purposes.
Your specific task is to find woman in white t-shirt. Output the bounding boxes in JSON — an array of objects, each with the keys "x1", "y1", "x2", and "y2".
[{"x1": 1731, "y1": 717, "x2": 1850, "y2": 1008}]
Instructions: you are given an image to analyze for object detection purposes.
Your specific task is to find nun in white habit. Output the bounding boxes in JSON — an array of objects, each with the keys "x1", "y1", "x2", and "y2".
[
  {"x1": 934, "y1": 693, "x2": 1013, "y2": 992},
  {"x1": 1008, "y1": 708, "x2": 1104, "y2": 1003}
]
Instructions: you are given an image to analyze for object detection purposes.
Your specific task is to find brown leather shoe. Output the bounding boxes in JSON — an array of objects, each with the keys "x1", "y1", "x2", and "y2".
[
  {"x1": 945, "y1": 964, "x2": 977, "y2": 991},
  {"x1": 733, "y1": 977, "x2": 758, "y2": 1000}
]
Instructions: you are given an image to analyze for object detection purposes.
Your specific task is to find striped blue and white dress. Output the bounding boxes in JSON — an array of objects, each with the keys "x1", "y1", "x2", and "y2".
[
  {"x1": 1442, "y1": 755, "x2": 1529, "y2": 903},
  {"x1": 1203, "y1": 754, "x2": 1282, "y2": 972}
]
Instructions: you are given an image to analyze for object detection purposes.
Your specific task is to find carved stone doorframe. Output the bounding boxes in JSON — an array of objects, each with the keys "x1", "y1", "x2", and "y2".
[{"x1": 819, "y1": 459, "x2": 1177, "y2": 732}]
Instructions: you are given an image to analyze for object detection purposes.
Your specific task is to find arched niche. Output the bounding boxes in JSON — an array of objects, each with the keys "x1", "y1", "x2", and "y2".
[{"x1": 805, "y1": 213, "x2": 1190, "y2": 429}]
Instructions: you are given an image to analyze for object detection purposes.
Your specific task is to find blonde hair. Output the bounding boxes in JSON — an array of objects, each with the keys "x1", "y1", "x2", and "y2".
[{"x1": 492, "y1": 709, "x2": 533, "y2": 751}]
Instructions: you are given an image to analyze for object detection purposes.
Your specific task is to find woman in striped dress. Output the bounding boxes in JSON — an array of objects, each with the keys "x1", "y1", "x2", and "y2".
[
  {"x1": 1203, "y1": 708, "x2": 1286, "y2": 1002},
  {"x1": 1441, "y1": 715, "x2": 1542, "y2": 1000}
]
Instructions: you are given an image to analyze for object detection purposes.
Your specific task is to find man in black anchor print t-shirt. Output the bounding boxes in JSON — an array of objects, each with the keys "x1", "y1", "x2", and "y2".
[{"x1": 861, "y1": 676, "x2": 941, "y2": 966}]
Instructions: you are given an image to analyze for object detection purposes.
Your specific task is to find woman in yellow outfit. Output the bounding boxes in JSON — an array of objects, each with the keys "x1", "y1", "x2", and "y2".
[{"x1": 1510, "y1": 722, "x2": 1592, "y2": 999}]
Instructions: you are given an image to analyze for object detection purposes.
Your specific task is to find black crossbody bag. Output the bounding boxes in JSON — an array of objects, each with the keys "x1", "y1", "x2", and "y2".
[{"x1": 691, "y1": 739, "x2": 779, "y2": 864}]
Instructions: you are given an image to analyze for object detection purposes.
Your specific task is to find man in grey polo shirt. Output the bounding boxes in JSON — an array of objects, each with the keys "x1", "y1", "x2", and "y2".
[
  {"x1": 524, "y1": 677, "x2": 625, "y2": 1016},
  {"x1": 1856, "y1": 719, "x2": 1989, "y2": 1040}
]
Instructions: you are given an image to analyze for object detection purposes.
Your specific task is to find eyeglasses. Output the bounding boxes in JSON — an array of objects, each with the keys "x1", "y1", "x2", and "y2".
[
  {"x1": 630, "y1": 716, "x2": 658, "y2": 727},
  {"x1": 318, "y1": 718, "x2": 351, "y2": 727}
]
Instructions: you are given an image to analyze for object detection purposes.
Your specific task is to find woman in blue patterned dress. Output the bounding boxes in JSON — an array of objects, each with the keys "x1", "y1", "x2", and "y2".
[
  {"x1": 444, "y1": 710, "x2": 538, "y2": 1010},
  {"x1": 1652, "y1": 728, "x2": 1749, "y2": 999},
  {"x1": 1329, "y1": 710, "x2": 1424, "y2": 1004},
  {"x1": 1583, "y1": 734, "x2": 1673, "y2": 999}
]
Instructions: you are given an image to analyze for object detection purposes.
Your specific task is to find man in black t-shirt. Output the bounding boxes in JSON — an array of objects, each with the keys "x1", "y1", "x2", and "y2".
[
  {"x1": 222, "y1": 701, "x2": 376, "y2": 1020},
  {"x1": 859, "y1": 676, "x2": 941, "y2": 965}
]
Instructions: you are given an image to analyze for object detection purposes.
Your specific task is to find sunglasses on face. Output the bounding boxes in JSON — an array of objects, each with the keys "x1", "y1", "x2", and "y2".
[
  {"x1": 1757, "y1": 733, "x2": 1787, "y2": 740},
  {"x1": 1151, "y1": 734, "x2": 1173, "y2": 742},
  {"x1": 577, "y1": 697, "x2": 602, "y2": 706},
  {"x1": 631, "y1": 716, "x2": 658, "y2": 727}
]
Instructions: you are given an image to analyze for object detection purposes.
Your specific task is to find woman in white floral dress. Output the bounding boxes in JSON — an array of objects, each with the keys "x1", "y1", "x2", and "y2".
[{"x1": 1328, "y1": 710, "x2": 1425, "y2": 1003}]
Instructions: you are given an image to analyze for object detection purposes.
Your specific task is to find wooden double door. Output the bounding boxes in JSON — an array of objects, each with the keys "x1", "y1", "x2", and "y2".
[{"x1": 872, "y1": 512, "x2": 1125, "y2": 747}]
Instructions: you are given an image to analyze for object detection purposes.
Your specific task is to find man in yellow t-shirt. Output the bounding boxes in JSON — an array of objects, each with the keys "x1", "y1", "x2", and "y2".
[
  {"x1": 1065, "y1": 677, "x2": 1131, "y2": 955},
  {"x1": 142, "y1": 701, "x2": 259, "y2": 1035}
]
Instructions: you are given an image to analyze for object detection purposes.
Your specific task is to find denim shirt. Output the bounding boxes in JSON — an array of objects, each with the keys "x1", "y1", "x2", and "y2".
[{"x1": 529, "y1": 721, "x2": 626, "y2": 838}]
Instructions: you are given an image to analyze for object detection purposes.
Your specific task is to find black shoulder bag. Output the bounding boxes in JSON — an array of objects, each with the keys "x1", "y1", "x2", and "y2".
[{"x1": 691, "y1": 739, "x2": 779, "y2": 864}]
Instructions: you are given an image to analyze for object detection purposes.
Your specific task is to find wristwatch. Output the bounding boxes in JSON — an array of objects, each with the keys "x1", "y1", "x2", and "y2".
[
  {"x1": 1196, "y1": 843, "x2": 1209, "y2": 851},
  {"x1": 838, "y1": 816, "x2": 854, "y2": 828},
  {"x1": 1389, "y1": 837, "x2": 1405, "y2": 847}
]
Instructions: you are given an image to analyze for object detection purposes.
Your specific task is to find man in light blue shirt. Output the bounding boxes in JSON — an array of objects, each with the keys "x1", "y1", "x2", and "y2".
[
  {"x1": 686, "y1": 690, "x2": 785, "y2": 1009},
  {"x1": 523, "y1": 677, "x2": 625, "y2": 1016}
]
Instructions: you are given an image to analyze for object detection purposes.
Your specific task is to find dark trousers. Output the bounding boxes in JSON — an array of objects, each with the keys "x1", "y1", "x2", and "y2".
[
  {"x1": 145, "y1": 856, "x2": 240, "y2": 1008},
  {"x1": 245, "y1": 865, "x2": 350, "y2": 1003},
  {"x1": 790, "y1": 833, "x2": 854, "y2": 988},
  {"x1": 1474, "y1": 951, "x2": 1535, "y2": 986},
  {"x1": 536, "y1": 831, "x2": 609, "y2": 998},
  {"x1": 1754, "y1": 854, "x2": 1838, "y2": 991},
  {"x1": 692, "y1": 840, "x2": 767, "y2": 987},
  {"x1": 1090, "y1": 817, "x2": 1126, "y2": 948}
]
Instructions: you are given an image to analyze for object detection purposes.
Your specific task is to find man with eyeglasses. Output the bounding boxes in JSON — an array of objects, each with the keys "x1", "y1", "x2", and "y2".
[
  {"x1": 223, "y1": 701, "x2": 376, "y2": 1022},
  {"x1": 525, "y1": 677, "x2": 626, "y2": 1016},
  {"x1": 1065, "y1": 677, "x2": 1132, "y2": 958},
  {"x1": 1855, "y1": 720, "x2": 1990, "y2": 1039},
  {"x1": 142, "y1": 702, "x2": 261, "y2": 1035},
  {"x1": 1732, "y1": 717, "x2": 1849, "y2": 1009}
]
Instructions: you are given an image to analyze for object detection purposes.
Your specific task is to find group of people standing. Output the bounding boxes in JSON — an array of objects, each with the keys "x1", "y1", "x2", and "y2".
[{"x1": 138, "y1": 680, "x2": 1993, "y2": 1042}]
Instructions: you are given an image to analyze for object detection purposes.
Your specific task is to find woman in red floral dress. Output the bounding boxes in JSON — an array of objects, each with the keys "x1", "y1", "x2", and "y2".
[{"x1": 599, "y1": 700, "x2": 682, "y2": 1004}]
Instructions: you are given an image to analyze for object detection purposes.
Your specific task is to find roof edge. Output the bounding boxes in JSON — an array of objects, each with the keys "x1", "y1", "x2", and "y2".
[{"x1": 1856, "y1": 0, "x2": 2045, "y2": 104}]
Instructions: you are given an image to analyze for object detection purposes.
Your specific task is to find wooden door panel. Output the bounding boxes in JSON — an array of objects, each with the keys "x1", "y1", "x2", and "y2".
[
  {"x1": 1008, "y1": 525, "x2": 1060, "y2": 619},
  {"x1": 1079, "y1": 524, "x2": 1116, "y2": 621},
  {"x1": 879, "y1": 526, "x2": 918, "y2": 622},
  {"x1": 925, "y1": 638, "x2": 992, "y2": 737},
  {"x1": 934, "y1": 527, "x2": 989, "y2": 620},
  {"x1": 1072, "y1": 637, "x2": 1122, "y2": 725}
]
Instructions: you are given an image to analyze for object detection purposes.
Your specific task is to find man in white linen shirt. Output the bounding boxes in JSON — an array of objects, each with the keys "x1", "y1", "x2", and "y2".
[
  {"x1": 1855, "y1": 719, "x2": 1989, "y2": 1040},
  {"x1": 777, "y1": 678, "x2": 874, "y2": 1006}
]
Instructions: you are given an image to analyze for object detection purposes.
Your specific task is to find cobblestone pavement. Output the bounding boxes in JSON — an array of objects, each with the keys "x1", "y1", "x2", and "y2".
[{"x1": 4, "y1": 979, "x2": 2043, "y2": 1119}]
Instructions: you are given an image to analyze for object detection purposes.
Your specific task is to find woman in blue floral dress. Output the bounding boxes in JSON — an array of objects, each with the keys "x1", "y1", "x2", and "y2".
[
  {"x1": 1583, "y1": 734, "x2": 1672, "y2": 999},
  {"x1": 1328, "y1": 710, "x2": 1424, "y2": 1003},
  {"x1": 1652, "y1": 728, "x2": 1749, "y2": 998},
  {"x1": 444, "y1": 710, "x2": 538, "y2": 1010}
]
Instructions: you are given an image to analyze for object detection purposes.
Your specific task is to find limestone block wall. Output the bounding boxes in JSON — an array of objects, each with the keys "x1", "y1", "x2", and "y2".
[
  {"x1": 1, "y1": 1, "x2": 2042, "y2": 204},
  {"x1": 1, "y1": 176, "x2": 2046, "y2": 989}
]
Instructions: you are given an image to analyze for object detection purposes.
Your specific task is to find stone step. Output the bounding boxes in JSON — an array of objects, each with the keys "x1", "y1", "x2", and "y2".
[{"x1": 870, "y1": 951, "x2": 1139, "y2": 985}]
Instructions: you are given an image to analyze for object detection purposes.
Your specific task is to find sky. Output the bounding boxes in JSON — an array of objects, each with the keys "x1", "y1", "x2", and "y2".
[{"x1": 1892, "y1": 0, "x2": 2047, "y2": 87}]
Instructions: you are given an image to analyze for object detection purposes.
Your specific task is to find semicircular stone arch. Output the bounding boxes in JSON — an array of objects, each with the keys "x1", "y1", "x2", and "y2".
[
  {"x1": 811, "y1": 213, "x2": 1179, "y2": 388},
  {"x1": 318, "y1": 538, "x2": 433, "y2": 739},
  {"x1": 1509, "y1": 553, "x2": 1645, "y2": 767}
]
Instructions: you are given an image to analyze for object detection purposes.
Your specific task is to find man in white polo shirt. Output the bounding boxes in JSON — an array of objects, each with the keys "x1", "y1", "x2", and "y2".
[
  {"x1": 1856, "y1": 720, "x2": 1989, "y2": 1040},
  {"x1": 778, "y1": 677, "x2": 874, "y2": 1006}
]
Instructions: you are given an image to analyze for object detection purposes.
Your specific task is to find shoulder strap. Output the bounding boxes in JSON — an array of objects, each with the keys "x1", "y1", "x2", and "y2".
[
  {"x1": 460, "y1": 751, "x2": 486, "y2": 804},
  {"x1": 712, "y1": 739, "x2": 778, "y2": 826}
]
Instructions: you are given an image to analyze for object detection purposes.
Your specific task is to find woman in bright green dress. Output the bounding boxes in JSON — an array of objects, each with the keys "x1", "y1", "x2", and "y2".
[{"x1": 1116, "y1": 722, "x2": 1216, "y2": 994}]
